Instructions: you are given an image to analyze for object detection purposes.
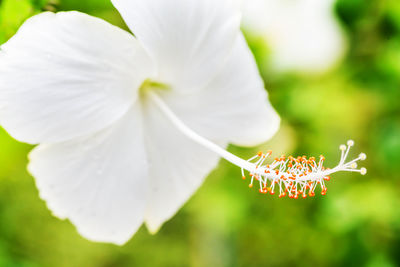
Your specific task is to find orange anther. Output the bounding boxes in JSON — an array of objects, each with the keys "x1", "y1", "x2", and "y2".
[
  {"x1": 257, "y1": 152, "x2": 263, "y2": 157},
  {"x1": 242, "y1": 176, "x2": 246, "y2": 180},
  {"x1": 249, "y1": 184, "x2": 253, "y2": 188}
]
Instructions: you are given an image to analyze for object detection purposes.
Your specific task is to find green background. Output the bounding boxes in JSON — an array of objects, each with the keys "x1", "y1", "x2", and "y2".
[{"x1": 0, "y1": 0, "x2": 399, "y2": 266}]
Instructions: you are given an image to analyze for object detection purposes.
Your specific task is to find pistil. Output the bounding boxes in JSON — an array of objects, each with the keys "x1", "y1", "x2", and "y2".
[{"x1": 148, "y1": 91, "x2": 367, "y2": 198}]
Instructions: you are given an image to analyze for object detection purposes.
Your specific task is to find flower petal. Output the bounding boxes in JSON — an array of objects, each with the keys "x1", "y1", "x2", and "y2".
[
  {"x1": 0, "y1": 11, "x2": 154, "y2": 144},
  {"x1": 142, "y1": 34, "x2": 279, "y2": 232},
  {"x1": 28, "y1": 106, "x2": 148, "y2": 245},
  {"x1": 111, "y1": 0, "x2": 241, "y2": 93},
  {"x1": 242, "y1": 0, "x2": 346, "y2": 72},
  {"x1": 162, "y1": 33, "x2": 280, "y2": 147},
  {"x1": 142, "y1": 101, "x2": 224, "y2": 233}
]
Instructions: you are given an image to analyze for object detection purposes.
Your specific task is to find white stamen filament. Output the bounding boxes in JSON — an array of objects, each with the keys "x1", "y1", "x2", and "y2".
[{"x1": 148, "y1": 91, "x2": 367, "y2": 198}]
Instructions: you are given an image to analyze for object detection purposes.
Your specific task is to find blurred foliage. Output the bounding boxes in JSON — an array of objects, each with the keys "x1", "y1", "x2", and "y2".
[{"x1": 0, "y1": 0, "x2": 399, "y2": 266}]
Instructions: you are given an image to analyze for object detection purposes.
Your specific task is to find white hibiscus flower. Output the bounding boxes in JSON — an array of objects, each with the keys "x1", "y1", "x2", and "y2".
[
  {"x1": 0, "y1": 0, "x2": 280, "y2": 245},
  {"x1": 242, "y1": 0, "x2": 347, "y2": 73}
]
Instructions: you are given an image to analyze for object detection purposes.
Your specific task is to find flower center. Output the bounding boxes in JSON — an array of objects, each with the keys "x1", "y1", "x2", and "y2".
[
  {"x1": 147, "y1": 91, "x2": 367, "y2": 199},
  {"x1": 139, "y1": 79, "x2": 170, "y2": 98}
]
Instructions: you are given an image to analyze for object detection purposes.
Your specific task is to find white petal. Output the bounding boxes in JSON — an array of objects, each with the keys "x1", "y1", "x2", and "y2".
[
  {"x1": 142, "y1": 101, "x2": 223, "y2": 233},
  {"x1": 28, "y1": 106, "x2": 148, "y2": 245},
  {"x1": 242, "y1": 0, "x2": 346, "y2": 73},
  {"x1": 0, "y1": 11, "x2": 154, "y2": 144},
  {"x1": 162, "y1": 33, "x2": 280, "y2": 147},
  {"x1": 111, "y1": 0, "x2": 241, "y2": 93}
]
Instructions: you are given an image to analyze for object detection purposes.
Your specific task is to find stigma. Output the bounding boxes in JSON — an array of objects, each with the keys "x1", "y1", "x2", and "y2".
[{"x1": 241, "y1": 140, "x2": 367, "y2": 199}]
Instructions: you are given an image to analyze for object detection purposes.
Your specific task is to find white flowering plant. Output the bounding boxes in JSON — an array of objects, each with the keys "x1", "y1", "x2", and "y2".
[{"x1": 0, "y1": 0, "x2": 366, "y2": 246}]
